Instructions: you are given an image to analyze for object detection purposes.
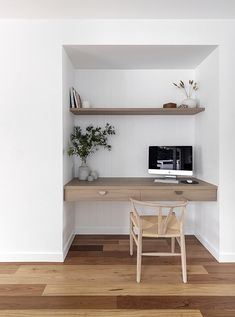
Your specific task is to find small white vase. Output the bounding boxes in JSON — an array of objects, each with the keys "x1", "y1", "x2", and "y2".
[
  {"x1": 82, "y1": 100, "x2": 90, "y2": 108},
  {"x1": 78, "y1": 161, "x2": 90, "y2": 180},
  {"x1": 90, "y1": 170, "x2": 99, "y2": 180},
  {"x1": 182, "y1": 98, "x2": 197, "y2": 108}
]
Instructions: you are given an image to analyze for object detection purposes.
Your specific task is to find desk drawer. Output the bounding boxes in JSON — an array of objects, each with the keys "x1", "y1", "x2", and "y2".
[
  {"x1": 65, "y1": 189, "x2": 140, "y2": 201},
  {"x1": 141, "y1": 189, "x2": 217, "y2": 201}
]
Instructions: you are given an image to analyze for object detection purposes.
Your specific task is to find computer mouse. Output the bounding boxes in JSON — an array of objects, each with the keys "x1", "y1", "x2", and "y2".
[{"x1": 186, "y1": 179, "x2": 193, "y2": 184}]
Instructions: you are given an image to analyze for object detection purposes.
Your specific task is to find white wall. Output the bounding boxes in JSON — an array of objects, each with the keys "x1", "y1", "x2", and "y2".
[
  {"x1": 0, "y1": 19, "x2": 235, "y2": 261},
  {"x1": 62, "y1": 49, "x2": 75, "y2": 258},
  {"x1": 74, "y1": 69, "x2": 195, "y2": 177},
  {"x1": 75, "y1": 69, "x2": 195, "y2": 108},
  {"x1": 0, "y1": 22, "x2": 63, "y2": 261},
  {"x1": 73, "y1": 69, "x2": 195, "y2": 234},
  {"x1": 194, "y1": 49, "x2": 220, "y2": 259},
  {"x1": 218, "y1": 38, "x2": 235, "y2": 261}
]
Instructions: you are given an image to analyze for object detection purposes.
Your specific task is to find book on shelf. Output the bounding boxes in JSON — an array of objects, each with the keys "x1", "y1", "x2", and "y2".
[
  {"x1": 70, "y1": 87, "x2": 82, "y2": 109},
  {"x1": 73, "y1": 88, "x2": 78, "y2": 108},
  {"x1": 70, "y1": 87, "x2": 75, "y2": 108}
]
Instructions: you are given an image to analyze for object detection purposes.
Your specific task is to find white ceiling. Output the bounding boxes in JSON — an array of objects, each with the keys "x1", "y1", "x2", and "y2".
[
  {"x1": 64, "y1": 45, "x2": 217, "y2": 69},
  {"x1": 0, "y1": 0, "x2": 235, "y2": 19}
]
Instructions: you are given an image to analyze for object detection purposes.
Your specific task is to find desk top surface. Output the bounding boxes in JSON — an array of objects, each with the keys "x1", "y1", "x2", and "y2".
[{"x1": 64, "y1": 177, "x2": 217, "y2": 190}]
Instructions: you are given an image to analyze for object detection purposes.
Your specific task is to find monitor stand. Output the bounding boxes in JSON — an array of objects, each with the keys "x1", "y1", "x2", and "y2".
[
  {"x1": 155, "y1": 175, "x2": 177, "y2": 179},
  {"x1": 153, "y1": 175, "x2": 179, "y2": 184}
]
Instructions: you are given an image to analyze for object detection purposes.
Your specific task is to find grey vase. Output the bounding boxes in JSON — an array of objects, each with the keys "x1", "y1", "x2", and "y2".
[{"x1": 78, "y1": 161, "x2": 90, "y2": 180}]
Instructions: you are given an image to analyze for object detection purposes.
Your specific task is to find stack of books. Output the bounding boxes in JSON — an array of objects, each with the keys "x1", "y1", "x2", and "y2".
[{"x1": 70, "y1": 87, "x2": 82, "y2": 108}]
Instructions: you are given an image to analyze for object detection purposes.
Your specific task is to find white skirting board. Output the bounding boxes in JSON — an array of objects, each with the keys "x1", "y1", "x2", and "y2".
[
  {"x1": 195, "y1": 233, "x2": 219, "y2": 261},
  {"x1": 75, "y1": 226, "x2": 130, "y2": 235},
  {"x1": 75, "y1": 227, "x2": 195, "y2": 235},
  {"x1": 0, "y1": 233, "x2": 75, "y2": 262},
  {"x1": 218, "y1": 252, "x2": 235, "y2": 262},
  {"x1": 0, "y1": 252, "x2": 64, "y2": 262},
  {"x1": 1, "y1": 232, "x2": 227, "y2": 262},
  {"x1": 196, "y1": 233, "x2": 235, "y2": 262},
  {"x1": 63, "y1": 232, "x2": 75, "y2": 260}
]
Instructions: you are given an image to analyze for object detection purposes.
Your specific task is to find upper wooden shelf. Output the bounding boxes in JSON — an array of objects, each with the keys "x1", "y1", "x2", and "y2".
[{"x1": 70, "y1": 107, "x2": 205, "y2": 116}]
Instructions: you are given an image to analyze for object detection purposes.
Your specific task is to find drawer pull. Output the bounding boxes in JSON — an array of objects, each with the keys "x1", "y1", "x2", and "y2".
[
  {"x1": 98, "y1": 190, "x2": 107, "y2": 196},
  {"x1": 175, "y1": 191, "x2": 183, "y2": 195}
]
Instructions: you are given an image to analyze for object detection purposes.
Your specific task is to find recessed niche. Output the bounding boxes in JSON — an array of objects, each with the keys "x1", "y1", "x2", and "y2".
[{"x1": 64, "y1": 45, "x2": 217, "y2": 69}]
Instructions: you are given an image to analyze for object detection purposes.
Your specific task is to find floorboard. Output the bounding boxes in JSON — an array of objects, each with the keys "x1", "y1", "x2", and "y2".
[
  {"x1": 0, "y1": 309, "x2": 203, "y2": 317},
  {"x1": 0, "y1": 285, "x2": 45, "y2": 296},
  {"x1": 0, "y1": 235, "x2": 234, "y2": 317}
]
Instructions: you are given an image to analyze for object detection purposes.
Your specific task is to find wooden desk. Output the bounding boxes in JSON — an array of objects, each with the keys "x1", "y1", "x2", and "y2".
[{"x1": 64, "y1": 177, "x2": 217, "y2": 202}]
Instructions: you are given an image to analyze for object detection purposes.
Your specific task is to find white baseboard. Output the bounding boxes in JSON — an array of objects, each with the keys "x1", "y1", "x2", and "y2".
[
  {"x1": 3, "y1": 231, "x2": 222, "y2": 262},
  {"x1": 75, "y1": 226, "x2": 129, "y2": 234},
  {"x1": 184, "y1": 228, "x2": 195, "y2": 235},
  {"x1": 63, "y1": 232, "x2": 75, "y2": 260},
  {"x1": 196, "y1": 235, "x2": 235, "y2": 262},
  {"x1": 195, "y1": 233, "x2": 219, "y2": 261},
  {"x1": 0, "y1": 252, "x2": 64, "y2": 262},
  {"x1": 218, "y1": 252, "x2": 235, "y2": 262},
  {"x1": 0, "y1": 232, "x2": 75, "y2": 263},
  {"x1": 75, "y1": 226, "x2": 195, "y2": 235}
]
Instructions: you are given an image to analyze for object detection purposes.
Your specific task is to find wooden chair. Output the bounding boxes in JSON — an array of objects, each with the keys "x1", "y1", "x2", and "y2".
[{"x1": 129, "y1": 198, "x2": 188, "y2": 283}]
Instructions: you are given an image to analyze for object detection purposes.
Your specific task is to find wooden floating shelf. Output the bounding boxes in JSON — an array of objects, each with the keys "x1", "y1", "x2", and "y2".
[{"x1": 70, "y1": 107, "x2": 205, "y2": 116}]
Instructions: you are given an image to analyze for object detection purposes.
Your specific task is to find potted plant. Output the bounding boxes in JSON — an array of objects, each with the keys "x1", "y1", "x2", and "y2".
[
  {"x1": 173, "y1": 80, "x2": 199, "y2": 108},
  {"x1": 68, "y1": 123, "x2": 115, "y2": 180}
]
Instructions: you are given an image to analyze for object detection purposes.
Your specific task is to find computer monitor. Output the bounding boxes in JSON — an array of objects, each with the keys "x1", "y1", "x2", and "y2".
[{"x1": 148, "y1": 146, "x2": 193, "y2": 177}]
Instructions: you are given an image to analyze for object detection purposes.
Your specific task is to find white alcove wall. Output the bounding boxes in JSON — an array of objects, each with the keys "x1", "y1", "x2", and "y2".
[
  {"x1": 72, "y1": 68, "x2": 196, "y2": 234},
  {"x1": 62, "y1": 44, "x2": 218, "y2": 248},
  {"x1": 62, "y1": 48, "x2": 76, "y2": 258},
  {"x1": 194, "y1": 48, "x2": 219, "y2": 259},
  {"x1": 75, "y1": 69, "x2": 195, "y2": 108}
]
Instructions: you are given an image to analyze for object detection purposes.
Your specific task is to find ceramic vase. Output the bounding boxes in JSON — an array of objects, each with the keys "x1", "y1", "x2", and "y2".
[
  {"x1": 182, "y1": 98, "x2": 197, "y2": 108},
  {"x1": 78, "y1": 160, "x2": 90, "y2": 180}
]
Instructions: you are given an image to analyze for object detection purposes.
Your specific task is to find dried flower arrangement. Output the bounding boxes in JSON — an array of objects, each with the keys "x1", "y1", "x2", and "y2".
[{"x1": 173, "y1": 80, "x2": 199, "y2": 98}]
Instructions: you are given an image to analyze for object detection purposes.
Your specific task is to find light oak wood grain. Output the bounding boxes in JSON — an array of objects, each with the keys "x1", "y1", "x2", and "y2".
[
  {"x1": 0, "y1": 265, "x2": 207, "y2": 285},
  {"x1": 0, "y1": 309, "x2": 203, "y2": 317},
  {"x1": 65, "y1": 177, "x2": 217, "y2": 190},
  {"x1": 66, "y1": 189, "x2": 140, "y2": 201},
  {"x1": 140, "y1": 189, "x2": 217, "y2": 201},
  {"x1": 16, "y1": 264, "x2": 208, "y2": 275},
  {"x1": 0, "y1": 265, "x2": 19, "y2": 274},
  {"x1": 0, "y1": 296, "x2": 117, "y2": 310},
  {"x1": 43, "y1": 283, "x2": 235, "y2": 296},
  {"x1": 0, "y1": 284, "x2": 45, "y2": 296},
  {"x1": 1, "y1": 235, "x2": 235, "y2": 317},
  {"x1": 64, "y1": 177, "x2": 217, "y2": 202}
]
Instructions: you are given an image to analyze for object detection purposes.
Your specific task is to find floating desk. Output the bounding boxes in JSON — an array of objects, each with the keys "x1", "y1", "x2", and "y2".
[{"x1": 64, "y1": 177, "x2": 217, "y2": 202}]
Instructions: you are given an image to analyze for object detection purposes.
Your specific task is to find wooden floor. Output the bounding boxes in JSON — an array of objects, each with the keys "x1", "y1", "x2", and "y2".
[{"x1": 0, "y1": 235, "x2": 235, "y2": 317}]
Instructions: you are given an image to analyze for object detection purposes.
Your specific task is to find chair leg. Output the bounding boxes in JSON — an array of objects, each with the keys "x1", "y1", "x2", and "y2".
[
  {"x1": 136, "y1": 232, "x2": 142, "y2": 283},
  {"x1": 130, "y1": 218, "x2": 134, "y2": 256},
  {"x1": 180, "y1": 234, "x2": 187, "y2": 283},
  {"x1": 171, "y1": 237, "x2": 175, "y2": 253}
]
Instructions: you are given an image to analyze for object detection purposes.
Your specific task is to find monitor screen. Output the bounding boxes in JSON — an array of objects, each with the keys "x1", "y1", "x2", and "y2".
[{"x1": 148, "y1": 146, "x2": 193, "y2": 176}]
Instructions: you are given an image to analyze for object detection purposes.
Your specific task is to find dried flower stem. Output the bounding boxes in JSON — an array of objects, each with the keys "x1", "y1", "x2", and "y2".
[{"x1": 173, "y1": 80, "x2": 198, "y2": 98}]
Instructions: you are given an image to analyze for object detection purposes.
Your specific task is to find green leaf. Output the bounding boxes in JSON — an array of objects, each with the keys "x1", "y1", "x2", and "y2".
[{"x1": 67, "y1": 123, "x2": 116, "y2": 160}]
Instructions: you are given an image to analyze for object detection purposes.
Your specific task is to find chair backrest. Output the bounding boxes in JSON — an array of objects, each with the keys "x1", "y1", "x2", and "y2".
[{"x1": 130, "y1": 198, "x2": 188, "y2": 235}]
